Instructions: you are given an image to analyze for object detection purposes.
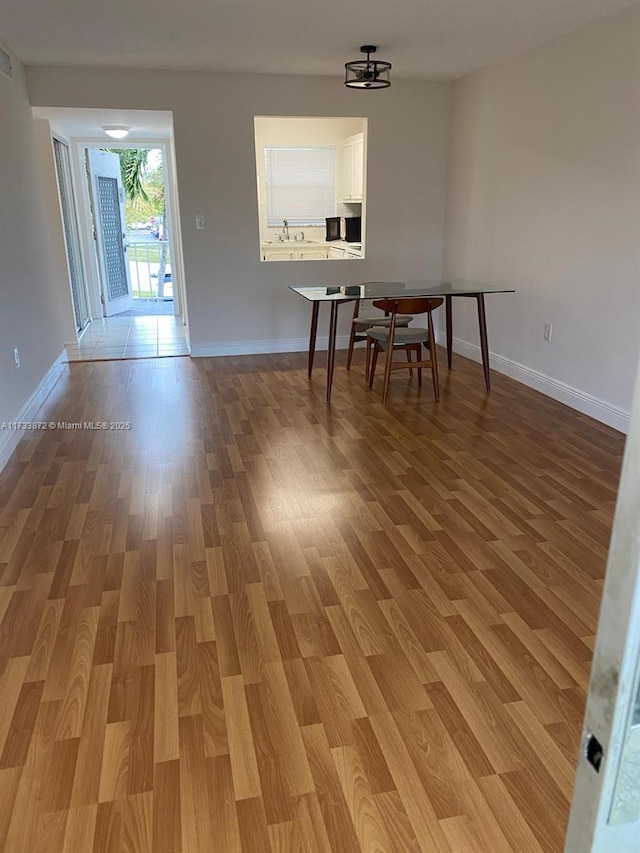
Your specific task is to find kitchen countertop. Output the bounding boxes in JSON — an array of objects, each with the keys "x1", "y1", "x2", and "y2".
[{"x1": 260, "y1": 239, "x2": 362, "y2": 252}]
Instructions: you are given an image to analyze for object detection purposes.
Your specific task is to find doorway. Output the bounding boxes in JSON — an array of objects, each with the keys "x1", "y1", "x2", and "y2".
[
  {"x1": 31, "y1": 106, "x2": 190, "y2": 360},
  {"x1": 85, "y1": 145, "x2": 179, "y2": 319}
]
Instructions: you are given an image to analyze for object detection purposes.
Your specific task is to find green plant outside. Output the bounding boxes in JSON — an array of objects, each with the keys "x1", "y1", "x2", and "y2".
[{"x1": 105, "y1": 148, "x2": 164, "y2": 229}]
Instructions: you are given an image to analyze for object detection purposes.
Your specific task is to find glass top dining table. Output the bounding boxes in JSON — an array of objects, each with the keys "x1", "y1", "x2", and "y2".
[{"x1": 290, "y1": 280, "x2": 515, "y2": 402}]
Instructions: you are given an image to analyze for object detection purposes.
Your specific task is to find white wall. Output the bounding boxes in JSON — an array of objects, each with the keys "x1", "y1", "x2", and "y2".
[
  {"x1": 442, "y1": 4, "x2": 640, "y2": 431},
  {"x1": 0, "y1": 45, "x2": 66, "y2": 463},
  {"x1": 25, "y1": 68, "x2": 451, "y2": 356}
]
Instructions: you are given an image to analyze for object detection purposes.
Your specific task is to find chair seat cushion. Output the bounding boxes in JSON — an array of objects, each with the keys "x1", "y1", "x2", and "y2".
[
  {"x1": 366, "y1": 327, "x2": 429, "y2": 345},
  {"x1": 353, "y1": 315, "x2": 413, "y2": 330}
]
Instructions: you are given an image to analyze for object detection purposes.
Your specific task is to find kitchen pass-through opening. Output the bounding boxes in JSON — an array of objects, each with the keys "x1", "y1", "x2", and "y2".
[{"x1": 254, "y1": 116, "x2": 367, "y2": 262}]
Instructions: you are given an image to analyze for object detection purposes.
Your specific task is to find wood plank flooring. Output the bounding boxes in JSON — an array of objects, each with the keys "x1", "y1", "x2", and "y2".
[{"x1": 0, "y1": 349, "x2": 624, "y2": 852}]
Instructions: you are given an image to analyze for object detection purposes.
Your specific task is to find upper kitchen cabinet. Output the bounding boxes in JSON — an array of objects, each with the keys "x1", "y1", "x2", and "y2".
[{"x1": 342, "y1": 132, "x2": 364, "y2": 203}]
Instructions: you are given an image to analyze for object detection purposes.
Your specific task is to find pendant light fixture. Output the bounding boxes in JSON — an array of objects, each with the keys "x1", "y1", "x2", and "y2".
[{"x1": 345, "y1": 45, "x2": 391, "y2": 90}]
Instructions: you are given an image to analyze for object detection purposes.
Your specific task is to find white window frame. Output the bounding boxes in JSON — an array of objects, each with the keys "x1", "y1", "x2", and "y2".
[{"x1": 265, "y1": 145, "x2": 337, "y2": 227}]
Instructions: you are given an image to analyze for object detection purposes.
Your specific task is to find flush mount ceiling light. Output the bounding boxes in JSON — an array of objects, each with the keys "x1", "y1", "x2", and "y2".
[
  {"x1": 345, "y1": 45, "x2": 391, "y2": 90},
  {"x1": 102, "y1": 125, "x2": 131, "y2": 139}
]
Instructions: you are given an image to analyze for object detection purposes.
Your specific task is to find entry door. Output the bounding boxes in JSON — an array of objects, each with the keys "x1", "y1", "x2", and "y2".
[
  {"x1": 86, "y1": 149, "x2": 133, "y2": 316},
  {"x1": 565, "y1": 360, "x2": 640, "y2": 852}
]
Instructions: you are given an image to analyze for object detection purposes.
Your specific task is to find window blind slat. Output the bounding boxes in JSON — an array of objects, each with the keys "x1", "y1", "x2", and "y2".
[{"x1": 265, "y1": 146, "x2": 336, "y2": 226}]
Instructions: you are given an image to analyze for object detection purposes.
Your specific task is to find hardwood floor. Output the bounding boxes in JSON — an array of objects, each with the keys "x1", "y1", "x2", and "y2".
[{"x1": 0, "y1": 349, "x2": 624, "y2": 852}]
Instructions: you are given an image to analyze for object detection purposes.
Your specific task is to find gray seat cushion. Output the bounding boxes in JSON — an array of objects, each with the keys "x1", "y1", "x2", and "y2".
[
  {"x1": 353, "y1": 314, "x2": 412, "y2": 330},
  {"x1": 366, "y1": 326, "x2": 430, "y2": 345}
]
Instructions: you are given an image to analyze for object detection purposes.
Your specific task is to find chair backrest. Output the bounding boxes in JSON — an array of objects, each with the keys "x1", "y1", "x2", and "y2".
[{"x1": 372, "y1": 297, "x2": 443, "y2": 316}]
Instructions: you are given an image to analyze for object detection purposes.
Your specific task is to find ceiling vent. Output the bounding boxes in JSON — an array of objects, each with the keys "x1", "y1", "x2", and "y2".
[{"x1": 0, "y1": 46, "x2": 12, "y2": 79}]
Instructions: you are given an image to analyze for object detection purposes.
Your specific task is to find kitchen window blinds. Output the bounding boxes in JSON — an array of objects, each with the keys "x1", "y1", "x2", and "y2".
[{"x1": 265, "y1": 146, "x2": 336, "y2": 227}]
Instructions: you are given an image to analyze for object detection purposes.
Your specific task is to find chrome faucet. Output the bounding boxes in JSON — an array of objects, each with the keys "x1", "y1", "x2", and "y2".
[{"x1": 282, "y1": 219, "x2": 290, "y2": 241}]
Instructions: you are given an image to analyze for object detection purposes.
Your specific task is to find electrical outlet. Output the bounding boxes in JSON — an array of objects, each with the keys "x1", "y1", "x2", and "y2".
[
  {"x1": 195, "y1": 215, "x2": 205, "y2": 230},
  {"x1": 13, "y1": 347, "x2": 20, "y2": 368},
  {"x1": 543, "y1": 322, "x2": 553, "y2": 342}
]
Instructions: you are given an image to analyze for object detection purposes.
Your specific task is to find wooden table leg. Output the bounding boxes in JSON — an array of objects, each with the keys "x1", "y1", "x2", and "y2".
[
  {"x1": 476, "y1": 293, "x2": 491, "y2": 390},
  {"x1": 326, "y1": 301, "x2": 339, "y2": 403},
  {"x1": 445, "y1": 295, "x2": 453, "y2": 369},
  {"x1": 308, "y1": 301, "x2": 319, "y2": 378}
]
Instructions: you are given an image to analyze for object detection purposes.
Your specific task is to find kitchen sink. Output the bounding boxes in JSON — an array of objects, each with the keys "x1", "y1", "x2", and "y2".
[{"x1": 262, "y1": 239, "x2": 321, "y2": 245}]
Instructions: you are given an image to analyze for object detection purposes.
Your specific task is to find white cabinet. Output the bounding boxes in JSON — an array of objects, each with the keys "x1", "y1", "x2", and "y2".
[
  {"x1": 341, "y1": 133, "x2": 364, "y2": 203},
  {"x1": 262, "y1": 245, "x2": 329, "y2": 261},
  {"x1": 352, "y1": 136, "x2": 364, "y2": 200},
  {"x1": 327, "y1": 244, "x2": 362, "y2": 259},
  {"x1": 297, "y1": 246, "x2": 328, "y2": 260},
  {"x1": 260, "y1": 241, "x2": 358, "y2": 261},
  {"x1": 263, "y1": 248, "x2": 295, "y2": 261},
  {"x1": 342, "y1": 146, "x2": 353, "y2": 203}
]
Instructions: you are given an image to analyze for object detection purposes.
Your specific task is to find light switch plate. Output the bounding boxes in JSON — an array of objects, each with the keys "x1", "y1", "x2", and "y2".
[{"x1": 195, "y1": 215, "x2": 205, "y2": 230}]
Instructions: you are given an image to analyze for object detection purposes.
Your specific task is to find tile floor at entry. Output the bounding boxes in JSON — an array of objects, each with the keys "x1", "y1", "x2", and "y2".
[{"x1": 65, "y1": 315, "x2": 189, "y2": 361}]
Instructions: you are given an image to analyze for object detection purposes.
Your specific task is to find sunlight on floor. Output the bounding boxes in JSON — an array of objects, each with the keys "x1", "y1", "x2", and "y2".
[{"x1": 65, "y1": 315, "x2": 189, "y2": 361}]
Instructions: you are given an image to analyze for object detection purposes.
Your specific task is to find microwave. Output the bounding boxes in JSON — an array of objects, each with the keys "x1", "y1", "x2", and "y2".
[
  {"x1": 325, "y1": 217, "x2": 341, "y2": 241},
  {"x1": 344, "y1": 216, "x2": 361, "y2": 243}
]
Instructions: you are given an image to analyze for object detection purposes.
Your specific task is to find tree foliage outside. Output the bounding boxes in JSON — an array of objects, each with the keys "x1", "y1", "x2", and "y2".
[
  {"x1": 117, "y1": 149, "x2": 149, "y2": 205},
  {"x1": 105, "y1": 148, "x2": 163, "y2": 228},
  {"x1": 129, "y1": 166, "x2": 165, "y2": 225}
]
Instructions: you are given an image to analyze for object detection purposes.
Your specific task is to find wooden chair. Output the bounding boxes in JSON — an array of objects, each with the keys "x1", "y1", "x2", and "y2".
[
  {"x1": 346, "y1": 299, "x2": 413, "y2": 371},
  {"x1": 366, "y1": 297, "x2": 443, "y2": 404}
]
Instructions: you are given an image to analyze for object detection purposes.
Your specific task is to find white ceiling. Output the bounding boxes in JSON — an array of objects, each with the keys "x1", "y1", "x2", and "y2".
[
  {"x1": 3, "y1": 0, "x2": 636, "y2": 81},
  {"x1": 31, "y1": 107, "x2": 173, "y2": 140}
]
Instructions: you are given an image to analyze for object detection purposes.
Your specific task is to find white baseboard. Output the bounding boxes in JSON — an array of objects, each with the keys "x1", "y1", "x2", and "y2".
[
  {"x1": 452, "y1": 336, "x2": 630, "y2": 433},
  {"x1": 190, "y1": 334, "x2": 350, "y2": 358},
  {"x1": 0, "y1": 351, "x2": 67, "y2": 473}
]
